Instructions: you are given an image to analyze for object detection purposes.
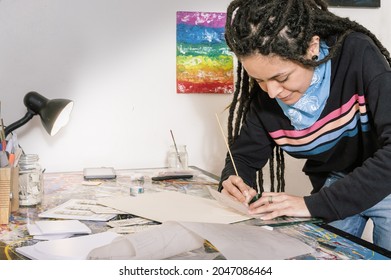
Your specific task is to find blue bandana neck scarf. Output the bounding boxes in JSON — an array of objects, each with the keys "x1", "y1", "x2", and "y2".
[{"x1": 276, "y1": 41, "x2": 331, "y2": 130}]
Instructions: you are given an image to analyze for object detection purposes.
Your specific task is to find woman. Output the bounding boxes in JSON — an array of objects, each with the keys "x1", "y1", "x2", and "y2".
[{"x1": 219, "y1": 0, "x2": 391, "y2": 250}]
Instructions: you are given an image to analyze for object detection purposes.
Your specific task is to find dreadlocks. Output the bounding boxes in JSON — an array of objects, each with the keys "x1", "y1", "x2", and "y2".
[{"x1": 224, "y1": 0, "x2": 391, "y2": 193}]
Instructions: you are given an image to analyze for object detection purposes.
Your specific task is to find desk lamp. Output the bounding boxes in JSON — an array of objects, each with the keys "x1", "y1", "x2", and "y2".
[
  {"x1": 0, "y1": 92, "x2": 73, "y2": 224},
  {"x1": 4, "y1": 91, "x2": 74, "y2": 137}
]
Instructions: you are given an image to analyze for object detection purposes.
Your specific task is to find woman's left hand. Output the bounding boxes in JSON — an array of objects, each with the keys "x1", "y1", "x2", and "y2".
[{"x1": 248, "y1": 192, "x2": 311, "y2": 220}]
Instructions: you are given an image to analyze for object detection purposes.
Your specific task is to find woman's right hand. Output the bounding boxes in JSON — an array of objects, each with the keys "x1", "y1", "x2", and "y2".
[{"x1": 221, "y1": 175, "x2": 257, "y2": 205}]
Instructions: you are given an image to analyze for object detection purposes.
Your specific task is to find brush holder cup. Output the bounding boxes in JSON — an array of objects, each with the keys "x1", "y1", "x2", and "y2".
[{"x1": 167, "y1": 145, "x2": 188, "y2": 170}]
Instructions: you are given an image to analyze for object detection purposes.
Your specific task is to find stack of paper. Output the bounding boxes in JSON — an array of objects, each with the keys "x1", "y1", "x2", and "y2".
[
  {"x1": 27, "y1": 220, "x2": 92, "y2": 240},
  {"x1": 16, "y1": 221, "x2": 315, "y2": 260}
]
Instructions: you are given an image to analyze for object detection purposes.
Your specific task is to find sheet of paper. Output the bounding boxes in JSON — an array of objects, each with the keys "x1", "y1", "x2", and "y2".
[
  {"x1": 32, "y1": 220, "x2": 92, "y2": 235},
  {"x1": 32, "y1": 234, "x2": 74, "y2": 241},
  {"x1": 16, "y1": 232, "x2": 119, "y2": 260},
  {"x1": 207, "y1": 186, "x2": 265, "y2": 218},
  {"x1": 38, "y1": 199, "x2": 119, "y2": 221},
  {"x1": 98, "y1": 191, "x2": 252, "y2": 224},
  {"x1": 88, "y1": 221, "x2": 204, "y2": 260},
  {"x1": 179, "y1": 221, "x2": 315, "y2": 260},
  {"x1": 27, "y1": 224, "x2": 75, "y2": 240}
]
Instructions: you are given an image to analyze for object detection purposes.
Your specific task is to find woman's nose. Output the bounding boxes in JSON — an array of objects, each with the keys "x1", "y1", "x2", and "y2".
[{"x1": 263, "y1": 80, "x2": 283, "y2": 99}]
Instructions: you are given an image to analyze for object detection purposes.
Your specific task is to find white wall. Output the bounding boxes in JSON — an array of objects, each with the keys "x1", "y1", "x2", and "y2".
[
  {"x1": 0, "y1": 0, "x2": 234, "y2": 175},
  {"x1": 0, "y1": 0, "x2": 390, "y2": 206}
]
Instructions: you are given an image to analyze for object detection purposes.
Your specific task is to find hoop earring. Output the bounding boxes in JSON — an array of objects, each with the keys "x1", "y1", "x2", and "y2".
[{"x1": 312, "y1": 55, "x2": 318, "y2": 61}]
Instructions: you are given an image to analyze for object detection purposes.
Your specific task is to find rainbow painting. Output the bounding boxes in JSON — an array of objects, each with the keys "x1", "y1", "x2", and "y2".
[{"x1": 176, "y1": 11, "x2": 234, "y2": 94}]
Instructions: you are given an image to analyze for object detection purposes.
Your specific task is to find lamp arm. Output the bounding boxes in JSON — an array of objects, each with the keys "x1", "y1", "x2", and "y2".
[{"x1": 4, "y1": 110, "x2": 36, "y2": 137}]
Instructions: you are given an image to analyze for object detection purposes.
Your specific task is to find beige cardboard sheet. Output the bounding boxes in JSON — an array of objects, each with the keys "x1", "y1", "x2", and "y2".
[{"x1": 98, "y1": 191, "x2": 253, "y2": 224}]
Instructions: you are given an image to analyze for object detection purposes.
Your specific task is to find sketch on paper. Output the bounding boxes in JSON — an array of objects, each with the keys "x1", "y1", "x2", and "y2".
[{"x1": 176, "y1": 11, "x2": 234, "y2": 94}]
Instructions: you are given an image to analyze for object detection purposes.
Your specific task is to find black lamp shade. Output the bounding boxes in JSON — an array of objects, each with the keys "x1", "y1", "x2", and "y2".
[
  {"x1": 5, "y1": 91, "x2": 73, "y2": 137},
  {"x1": 33, "y1": 97, "x2": 73, "y2": 136}
]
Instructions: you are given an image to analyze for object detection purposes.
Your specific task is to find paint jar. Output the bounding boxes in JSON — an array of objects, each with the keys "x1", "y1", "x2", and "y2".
[
  {"x1": 167, "y1": 145, "x2": 188, "y2": 170},
  {"x1": 18, "y1": 154, "x2": 44, "y2": 206},
  {"x1": 130, "y1": 185, "x2": 144, "y2": 196}
]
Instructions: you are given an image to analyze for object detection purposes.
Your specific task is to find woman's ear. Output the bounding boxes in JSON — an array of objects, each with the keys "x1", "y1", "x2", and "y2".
[{"x1": 306, "y1": 36, "x2": 320, "y2": 60}]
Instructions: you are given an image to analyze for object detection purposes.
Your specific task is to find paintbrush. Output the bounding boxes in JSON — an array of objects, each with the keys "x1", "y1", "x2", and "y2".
[
  {"x1": 215, "y1": 113, "x2": 239, "y2": 176},
  {"x1": 170, "y1": 129, "x2": 183, "y2": 168},
  {"x1": 215, "y1": 113, "x2": 259, "y2": 203}
]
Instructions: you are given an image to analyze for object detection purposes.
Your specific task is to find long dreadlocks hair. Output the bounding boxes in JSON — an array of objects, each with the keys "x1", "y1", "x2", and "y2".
[{"x1": 224, "y1": 0, "x2": 391, "y2": 193}]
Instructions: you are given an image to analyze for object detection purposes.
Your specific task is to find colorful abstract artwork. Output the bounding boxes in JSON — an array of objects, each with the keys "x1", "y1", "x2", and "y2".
[{"x1": 176, "y1": 11, "x2": 234, "y2": 94}]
